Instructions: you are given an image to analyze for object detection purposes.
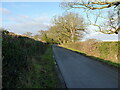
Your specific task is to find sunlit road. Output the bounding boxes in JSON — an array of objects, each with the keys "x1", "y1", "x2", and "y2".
[{"x1": 52, "y1": 45, "x2": 119, "y2": 88}]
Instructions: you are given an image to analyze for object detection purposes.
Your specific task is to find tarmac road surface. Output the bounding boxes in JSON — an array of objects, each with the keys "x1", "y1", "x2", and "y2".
[{"x1": 52, "y1": 45, "x2": 119, "y2": 88}]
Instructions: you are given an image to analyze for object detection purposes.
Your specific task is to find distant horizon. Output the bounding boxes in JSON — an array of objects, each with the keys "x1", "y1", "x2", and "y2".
[{"x1": 3, "y1": 29, "x2": 118, "y2": 42}]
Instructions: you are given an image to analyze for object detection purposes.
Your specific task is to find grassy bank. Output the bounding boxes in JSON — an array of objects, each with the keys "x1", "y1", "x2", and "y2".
[
  {"x1": 60, "y1": 41, "x2": 120, "y2": 68},
  {"x1": 2, "y1": 31, "x2": 59, "y2": 88},
  {"x1": 22, "y1": 46, "x2": 59, "y2": 88}
]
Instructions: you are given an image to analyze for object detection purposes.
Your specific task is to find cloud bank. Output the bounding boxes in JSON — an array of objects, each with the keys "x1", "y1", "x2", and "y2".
[
  {"x1": 2, "y1": 15, "x2": 52, "y2": 34},
  {"x1": 0, "y1": 8, "x2": 10, "y2": 14}
]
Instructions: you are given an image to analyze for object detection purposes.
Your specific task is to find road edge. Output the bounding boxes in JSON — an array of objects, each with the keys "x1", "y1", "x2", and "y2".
[
  {"x1": 59, "y1": 45, "x2": 120, "y2": 70},
  {"x1": 52, "y1": 45, "x2": 67, "y2": 89}
]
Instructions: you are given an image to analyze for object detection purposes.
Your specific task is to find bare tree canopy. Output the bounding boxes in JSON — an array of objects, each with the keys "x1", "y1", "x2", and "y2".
[
  {"x1": 100, "y1": 10, "x2": 118, "y2": 34},
  {"x1": 61, "y1": 0, "x2": 120, "y2": 10},
  {"x1": 23, "y1": 32, "x2": 32, "y2": 37},
  {"x1": 40, "y1": 12, "x2": 85, "y2": 44},
  {"x1": 53, "y1": 12, "x2": 85, "y2": 42},
  {"x1": 61, "y1": 0, "x2": 120, "y2": 34}
]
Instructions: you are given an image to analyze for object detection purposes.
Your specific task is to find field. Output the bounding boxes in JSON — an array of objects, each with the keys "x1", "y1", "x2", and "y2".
[{"x1": 2, "y1": 31, "x2": 59, "y2": 88}]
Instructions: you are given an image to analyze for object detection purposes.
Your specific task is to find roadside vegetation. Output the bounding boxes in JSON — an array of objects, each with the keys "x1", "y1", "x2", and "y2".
[
  {"x1": 37, "y1": 10, "x2": 119, "y2": 68},
  {"x1": 60, "y1": 40, "x2": 120, "y2": 68},
  {"x1": 39, "y1": 12, "x2": 85, "y2": 44},
  {"x1": 41, "y1": 1, "x2": 119, "y2": 68},
  {"x1": 1, "y1": 0, "x2": 120, "y2": 88},
  {"x1": 2, "y1": 30, "x2": 60, "y2": 88}
]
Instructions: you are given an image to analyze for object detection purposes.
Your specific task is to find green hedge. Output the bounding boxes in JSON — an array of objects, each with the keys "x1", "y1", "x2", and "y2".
[
  {"x1": 2, "y1": 31, "x2": 59, "y2": 88},
  {"x1": 61, "y1": 41, "x2": 119, "y2": 63}
]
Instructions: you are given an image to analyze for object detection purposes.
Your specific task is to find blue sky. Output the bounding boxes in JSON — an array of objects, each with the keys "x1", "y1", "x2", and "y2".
[
  {"x1": 0, "y1": 2, "x2": 118, "y2": 41},
  {"x1": 2, "y1": 2, "x2": 63, "y2": 20},
  {"x1": 1, "y1": 2, "x2": 64, "y2": 34}
]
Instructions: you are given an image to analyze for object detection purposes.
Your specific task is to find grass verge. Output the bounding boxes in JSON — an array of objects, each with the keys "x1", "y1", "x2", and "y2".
[
  {"x1": 60, "y1": 45, "x2": 120, "y2": 68},
  {"x1": 2, "y1": 31, "x2": 60, "y2": 88},
  {"x1": 22, "y1": 46, "x2": 60, "y2": 88}
]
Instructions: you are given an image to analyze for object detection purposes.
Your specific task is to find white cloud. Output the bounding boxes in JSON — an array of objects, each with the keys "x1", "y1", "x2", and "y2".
[
  {"x1": 2, "y1": 15, "x2": 51, "y2": 34},
  {"x1": 0, "y1": 8, "x2": 10, "y2": 14},
  {"x1": 82, "y1": 24, "x2": 118, "y2": 41},
  {"x1": 83, "y1": 32, "x2": 118, "y2": 41},
  {"x1": 8, "y1": 15, "x2": 30, "y2": 23}
]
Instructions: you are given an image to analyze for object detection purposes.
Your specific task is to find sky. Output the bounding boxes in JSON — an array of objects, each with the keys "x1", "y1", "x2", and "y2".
[
  {"x1": 0, "y1": 1, "x2": 118, "y2": 41},
  {"x1": 1, "y1": 2, "x2": 64, "y2": 34}
]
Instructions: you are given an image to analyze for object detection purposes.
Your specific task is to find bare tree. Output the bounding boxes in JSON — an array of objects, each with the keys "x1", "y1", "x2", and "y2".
[
  {"x1": 53, "y1": 12, "x2": 85, "y2": 42},
  {"x1": 47, "y1": 25, "x2": 71, "y2": 44},
  {"x1": 23, "y1": 32, "x2": 32, "y2": 38},
  {"x1": 61, "y1": 0, "x2": 120, "y2": 34},
  {"x1": 33, "y1": 34, "x2": 40, "y2": 41},
  {"x1": 100, "y1": 10, "x2": 118, "y2": 34},
  {"x1": 61, "y1": 0, "x2": 120, "y2": 10}
]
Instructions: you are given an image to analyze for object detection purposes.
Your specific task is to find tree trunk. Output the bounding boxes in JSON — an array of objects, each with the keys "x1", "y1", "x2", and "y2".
[{"x1": 71, "y1": 29, "x2": 75, "y2": 42}]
